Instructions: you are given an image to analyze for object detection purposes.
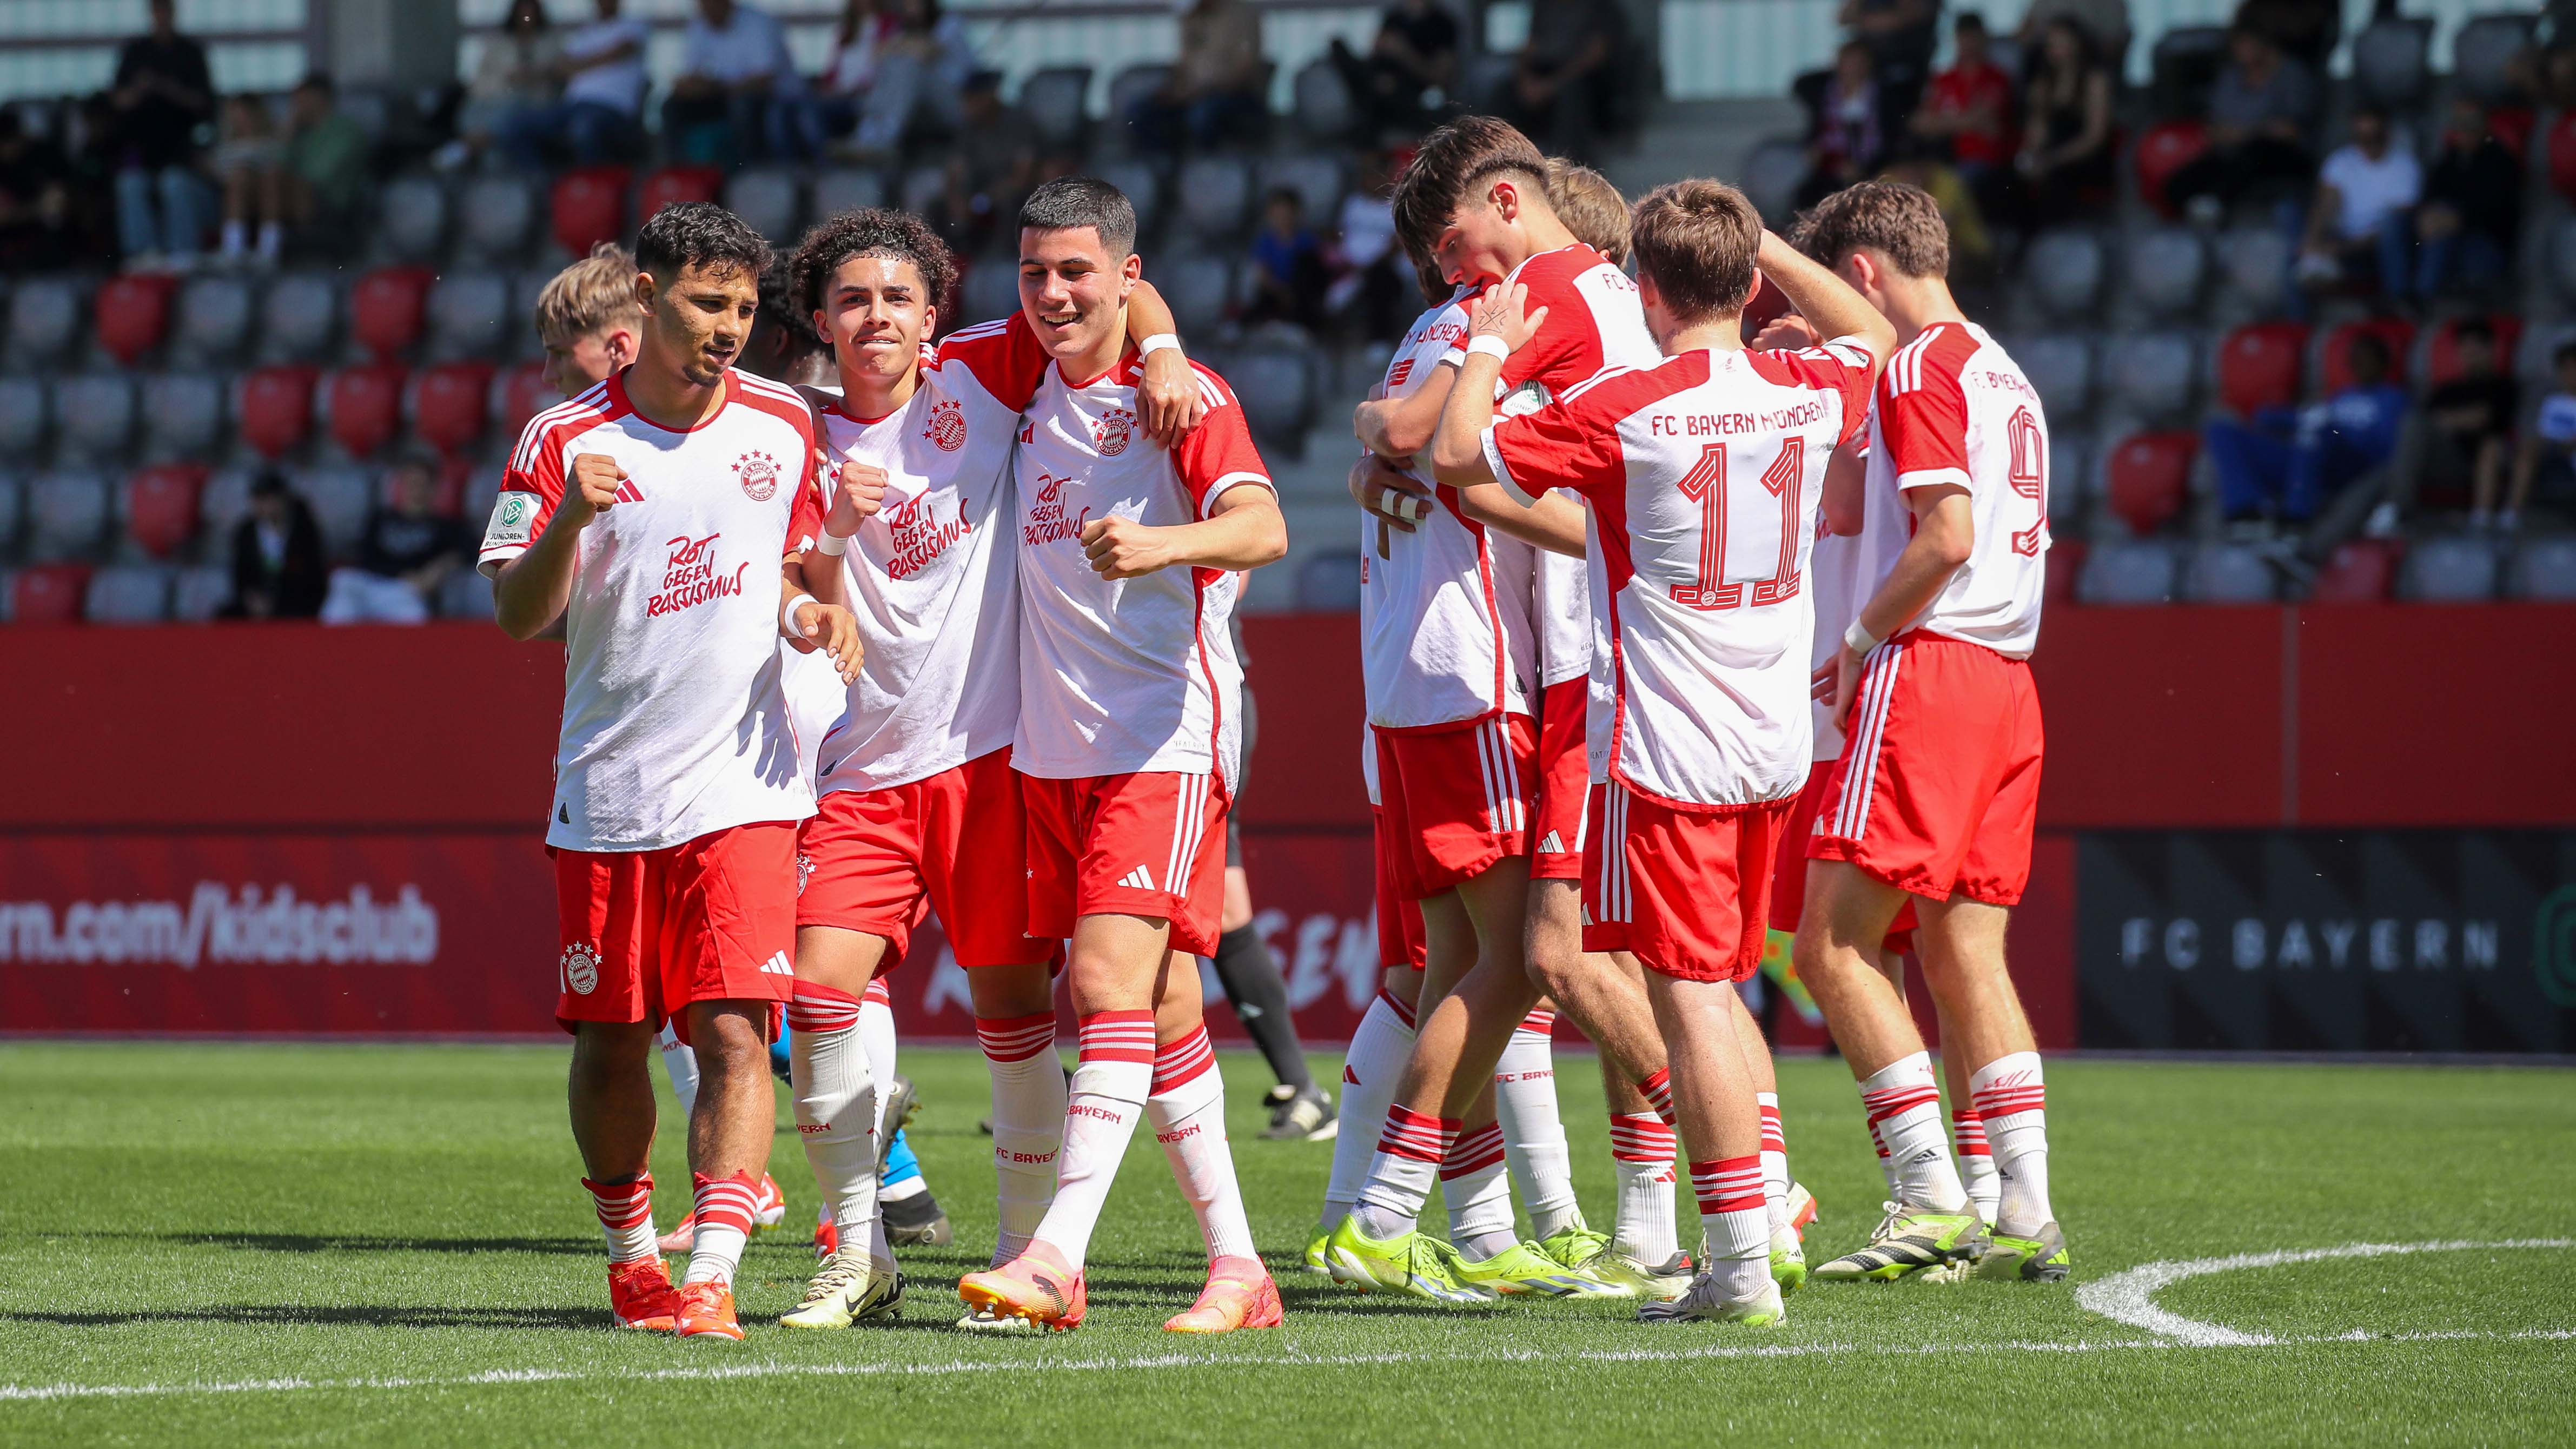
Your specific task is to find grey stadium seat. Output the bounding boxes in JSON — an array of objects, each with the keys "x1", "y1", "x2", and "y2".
[
  {"x1": 1106, "y1": 63, "x2": 1174, "y2": 143},
  {"x1": 2078, "y1": 540, "x2": 2177, "y2": 605},
  {"x1": 8, "y1": 276, "x2": 82, "y2": 360},
  {"x1": 1257, "y1": 154, "x2": 1346, "y2": 231},
  {"x1": 2350, "y1": 18, "x2": 2431, "y2": 109},
  {"x1": 0, "y1": 377, "x2": 47, "y2": 455},
  {"x1": 2105, "y1": 333, "x2": 2198, "y2": 420},
  {"x1": 428, "y1": 271, "x2": 512, "y2": 360},
  {"x1": 2452, "y1": 14, "x2": 2535, "y2": 104},
  {"x1": 1294, "y1": 550, "x2": 1363, "y2": 611},
  {"x1": 438, "y1": 566, "x2": 495, "y2": 620},
  {"x1": 2216, "y1": 226, "x2": 2290, "y2": 314},
  {"x1": 2510, "y1": 535, "x2": 2576, "y2": 599},
  {"x1": 1019, "y1": 65, "x2": 1094, "y2": 152},
  {"x1": 261, "y1": 273, "x2": 340, "y2": 361},
  {"x1": 899, "y1": 163, "x2": 946, "y2": 221},
  {"x1": 0, "y1": 473, "x2": 22, "y2": 553},
  {"x1": 1291, "y1": 58, "x2": 1355, "y2": 143},
  {"x1": 462, "y1": 466, "x2": 502, "y2": 533},
  {"x1": 1177, "y1": 155, "x2": 1253, "y2": 240},
  {"x1": 2048, "y1": 431, "x2": 2092, "y2": 530},
  {"x1": 811, "y1": 168, "x2": 889, "y2": 219},
  {"x1": 170, "y1": 564, "x2": 232, "y2": 621},
  {"x1": 1160, "y1": 254, "x2": 1237, "y2": 337},
  {"x1": 2016, "y1": 335, "x2": 2094, "y2": 419},
  {"x1": 2124, "y1": 228, "x2": 2207, "y2": 317},
  {"x1": 724, "y1": 169, "x2": 802, "y2": 243},
  {"x1": 1743, "y1": 136, "x2": 1807, "y2": 224},
  {"x1": 2547, "y1": 218, "x2": 2576, "y2": 302},
  {"x1": 2515, "y1": 322, "x2": 2576, "y2": 383},
  {"x1": 377, "y1": 174, "x2": 449, "y2": 261},
  {"x1": 54, "y1": 373, "x2": 137, "y2": 459},
  {"x1": 85, "y1": 565, "x2": 171, "y2": 624},
  {"x1": 960, "y1": 261, "x2": 1020, "y2": 329},
  {"x1": 141, "y1": 370, "x2": 226, "y2": 460},
  {"x1": 26, "y1": 472, "x2": 111, "y2": 560},
  {"x1": 175, "y1": 275, "x2": 256, "y2": 360},
  {"x1": 2399, "y1": 535, "x2": 2498, "y2": 601},
  {"x1": 459, "y1": 174, "x2": 539, "y2": 259},
  {"x1": 1226, "y1": 343, "x2": 1319, "y2": 458},
  {"x1": 202, "y1": 467, "x2": 256, "y2": 539},
  {"x1": 1338, "y1": 340, "x2": 1398, "y2": 404},
  {"x1": 295, "y1": 467, "x2": 373, "y2": 559},
  {"x1": 1098, "y1": 160, "x2": 1163, "y2": 237},
  {"x1": 2024, "y1": 230, "x2": 2104, "y2": 318},
  {"x1": 2183, "y1": 540, "x2": 2276, "y2": 601}
]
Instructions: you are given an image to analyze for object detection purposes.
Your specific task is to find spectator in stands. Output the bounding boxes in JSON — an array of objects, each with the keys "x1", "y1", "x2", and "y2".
[
  {"x1": 501, "y1": 0, "x2": 649, "y2": 169},
  {"x1": 2162, "y1": 27, "x2": 2317, "y2": 226},
  {"x1": 2014, "y1": 14, "x2": 2114, "y2": 226},
  {"x1": 1325, "y1": 148, "x2": 1408, "y2": 340},
  {"x1": 444, "y1": 0, "x2": 562, "y2": 173},
  {"x1": 1883, "y1": 143, "x2": 1995, "y2": 282},
  {"x1": 2415, "y1": 100, "x2": 2521, "y2": 300},
  {"x1": 0, "y1": 109, "x2": 76, "y2": 270},
  {"x1": 937, "y1": 72, "x2": 1034, "y2": 252},
  {"x1": 2204, "y1": 331, "x2": 2408, "y2": 529},
  {"x1": 664, "y1": 0, "x2": 802, "y2": 166},
  {"x1": 223, "y1": 472, "x2": 328, "y2": 621},
  {"x1": 2309, "y1": 320, "x2": 2515, "y2": 553},
  {"x1": 1912, "y1": 12, "x2": 2017, "y2": 217},
  {"x1": 109, "y1": 0, "x2": 215, "y2": 270},
  {"x1": 2016, "y1": 0, "x2": 2130, "y2": 70},
  {"x1": 1130, "y1": 0, "x2": 1267, "y2": 154},
  {"x1": 1326, "y1": 0, "x2": 1461, "y2": 143},
  {"x1": 2500, "y1": 342, "x2": 2576, "y2": 532},
  {"x1": 2288, "y1": 105, "x2": 2419, "y2": 315},
  {"x1": 534, "y1": 241, "x2": 645, "y2": 398},
  {"x1": 1508, "y1": 0, "x2": 1628, "y2": 161},
  {"x1": 839, "y1": 0, "x2": 978, "y2": 159},
  {"x1": 2233, "y1": 0, "x2": 2339, "y2": 68},
  {"x1": 320, "y1": 461, "x2": 470, "y2": 626},
  {"x1": 1838, "y1": 0, "x2": 1942, "y2": 122},
  {"x1": 2511, "y1": 0, "x2": 2576, "y2": 108},
  {"x1": 1798, "y1": 41, "x2": 1890, "y2": 208},
  {"x1": 280, "y1": 75, "x2": 370, "y2": 252},
  {"x1": 212, "y1": 94, "x2": 287, "y2": 269},
  {"x1": 1245, "y1": 187, "x2": 1327, "y2": 332},
  {"x1": 801, "y1": 0, "x2": 902, "y2": 155}
]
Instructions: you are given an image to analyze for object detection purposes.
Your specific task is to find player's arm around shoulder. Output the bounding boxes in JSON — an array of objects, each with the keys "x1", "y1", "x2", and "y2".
[
  {"x1": 1426, "y1": 282, "x2": 1586, "y2": 558},
  {"x1": 491, "y1": 451, "x2": 618, "y2": 640}
]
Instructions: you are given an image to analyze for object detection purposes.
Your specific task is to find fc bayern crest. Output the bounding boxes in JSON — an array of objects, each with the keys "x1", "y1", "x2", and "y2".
[
  {"x1": 733, "y1": 449, "x2": 780, "y2": 501},
  {"x1": 924, "y1": 399, "x2": 967, "y2": 452},
  {"x1": 560, "y1": 942, "x2": 600, "y2": 996},
  {"x1": 1094, "y1": 407, "x2": 1136, "y2": 456}
]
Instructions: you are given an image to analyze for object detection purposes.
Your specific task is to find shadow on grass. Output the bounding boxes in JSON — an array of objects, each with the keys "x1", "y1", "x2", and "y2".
[
  {"x1": 4, "y1": 1304, "x2": 603, "y2": 1330},
  {"x1": 161, "y1": 1232, "x2": 602, "y2": 1257}
]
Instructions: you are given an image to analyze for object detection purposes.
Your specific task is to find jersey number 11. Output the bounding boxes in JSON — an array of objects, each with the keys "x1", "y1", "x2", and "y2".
[{"x1": 1672, "y1": 437, "x2": 1804, "y2": 611}]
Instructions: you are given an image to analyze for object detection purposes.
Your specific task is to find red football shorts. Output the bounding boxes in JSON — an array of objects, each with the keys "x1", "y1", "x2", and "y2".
[
  {"x1": 1371, "y1": 805, "x2": 1428, "y2": 970},
  {"x1": 1021, "y1": 769, "x2": 1229, "y2": 956},
  {"x1": 1532, "y1": 677, "x2": 1588, "y2": 880},
  {"x1": 1808, "y1": 632, "x2": 2044, "y2": 907},
  {"x1": 1371, "y1": 712, "x2": 1535, "y2": 900},
  {"x1": 551, "y1": 820, "x2": 799, "y2": 1044},
  {"x1": 1584, "y1": 784, "x2": 1791, "y2": 984},
  {"x1": 1771, "y1": 769, "x2": 1916, "y2": 955},
  {"x1": 797, "y1": 746, "x2": 1052, "y2": 969}
]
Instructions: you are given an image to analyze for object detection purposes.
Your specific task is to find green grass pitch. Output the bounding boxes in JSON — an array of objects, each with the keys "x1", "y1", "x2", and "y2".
[{"x1": 1, "y1": 1042, "x2": 2571, "y2": 1447}]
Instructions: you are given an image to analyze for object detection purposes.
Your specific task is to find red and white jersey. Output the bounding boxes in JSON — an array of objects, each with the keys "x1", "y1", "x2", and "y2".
[
  {"x1": 1483, "y1": 340, "x2": 1876, "y2": 810},
  {"x1": 1012, "y1": 344, "x2": 1273, "y2": 791},
  {"x1": 1533, "y1": 547, "x2": 1592, "y2": 687},
  {"x1": 1805, "y1": 521, "x2": 1865, "y2": 762},
  {"x1": 480, "y1": 369, "x2": 822, "y2": 851},
  {"x1": 1851, "y1": 321, "x2": 2050, "y2": 659},
  {"x1": 799, "y1": 316, "x2": 1038, "y2": 795},
  {"x1": 1360, "y1": 292, "x2": 1539, "y2": 731}
]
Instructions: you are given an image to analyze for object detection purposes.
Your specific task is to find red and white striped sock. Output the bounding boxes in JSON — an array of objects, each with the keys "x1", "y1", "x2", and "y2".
[
  {"x1": 1638, "y1": 1067, "x2": 1677, "y2": 1127},
  {"x1": 582, "y1": 1173, "x2": 659, "y2": 1265},
  {"x1": 1608, "y1": 1111, "x2": 1679, "y2": 1266},
  {"x1": 787, "y1": 981, "x2": 879, "y2": 1252},
  {"x1": 1952, "y1": 1106, "x2": 1999, "y2": 1226},
  {"x1": 1754, "y1": 1090, "x2": 1791, "y2": 1233},
  {"x1": 1868, "y1": 1117, "x2": 1896, "y2": 1196},
  {"x1": 1322, "y1": 989, "x2": 1416, "y2": 1229},
  {"x1": 1352, "y1": 1102, "x2": 1455, "y2": 1240},
  {"x1": 1029, "y1": 1010, "x2": 1155, "y2": 1272},
  {"x1": 977, "y1": 1010, "x2": 1064, "y2": 1265},
  {"x1": 1690, "y1": 1154, "x2": 1770, "y2": 1300},
  {"x1": 1495, "y1": 1010, "x2": 1580, "y2": 1239},
  {"x1": 1969, "y1": 1051, "x2": 2051, "y2": 1232},
  {"x1": 679, "y1": 1170, "x2": 760, "y2": 1287},
  {"x1": 1148, "y1": 1024, "x2": 1257, "y2": 1262},
  {"x1": 1441, "y1": 1118, "x2": 1516, "y2": 1259},
  {"x1": 1858, "y1": 1051, "x2": 1967, "y2": 1212}
]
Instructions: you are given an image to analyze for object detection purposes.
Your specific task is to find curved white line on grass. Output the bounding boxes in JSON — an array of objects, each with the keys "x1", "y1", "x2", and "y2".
[
  {"x1": 2075, "y1": 1238, "x2": 2575, "y2": 1346},
  {"x1": 3, "y1": 1327, "x2": 2571, "y2": 1404}
]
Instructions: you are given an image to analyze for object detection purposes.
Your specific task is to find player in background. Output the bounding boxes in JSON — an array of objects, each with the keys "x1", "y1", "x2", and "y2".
[
  {"x1": 778, "y1": 207, "x2": 1209, "y2": 1325},
  {"x1": 955, "y1": 178, "x2": 1289, "y2": 1335},
  {"x1": 1787, "y1": 181, "x2": 2067, "y2": 1283},
  {"x1": 481, "y1": 203, "x2": 863, "y2": 1341},
  {"x1": 1434, "y1": 181, "x2": 1895, "y2": 1323}
]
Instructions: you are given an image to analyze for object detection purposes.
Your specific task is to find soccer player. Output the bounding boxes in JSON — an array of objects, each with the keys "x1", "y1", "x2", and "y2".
[
  {"x1": 1786, "y1": 180, "x2": 2068, "y2": 1283},
  {"x1": 773, "y1": 206, "x2": 1208, "y2": 1326},
  {"x1": 480, "y1": 202, "x2": 862, "y2": 1341},
  {"x1": 954, "y1": 177, "x2": 1289, "y2": 1334},
  {"x1": 1433, "y1": 180, "x2": 1895, "y2": 1323}
]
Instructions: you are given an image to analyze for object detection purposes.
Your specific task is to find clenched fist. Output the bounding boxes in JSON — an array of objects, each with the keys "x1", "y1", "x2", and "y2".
[
  {"x1": 825, "y1": 457, "x2": 889, "y2": 535},
  {"x1": 1078, "y1": 514, "x2": 1175, "y2": 580},
  {"x1": 564, "y1": 453, "x2": 626, "y2": 527}
]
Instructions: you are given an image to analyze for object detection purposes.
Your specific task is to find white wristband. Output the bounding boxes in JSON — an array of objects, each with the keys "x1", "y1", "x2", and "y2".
[
  {"x1": 1138, "y1": 332, "x2": 1181, "y2": 356},
  {"x1": 812, "y1": 529, "x2": 850, "y2": 557},
  {"x1": 1466, "y1": 334, "x2": 1511, "y2": 362},
  {"x1": 780, "y1": 592, "x2": 817, "y2": 636},
  {"x1": 1843, "y1": 618, "x2": 1883, "y2": 657}
]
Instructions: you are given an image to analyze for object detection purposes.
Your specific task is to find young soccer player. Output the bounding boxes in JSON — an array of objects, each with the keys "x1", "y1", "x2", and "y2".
[
  {"x1": 1787, "y1": 180, "x2": 2068, "y2": 1284},
  {"x1": 952, "y1": 178, "x2": 1289, "y2": 1335},
  {"x1": 1434, "y1": 179, "x2": 1896, "y2": 1324},
  {"x1": 481, "y1": 202, "x2": 863, "y2": 1341}
]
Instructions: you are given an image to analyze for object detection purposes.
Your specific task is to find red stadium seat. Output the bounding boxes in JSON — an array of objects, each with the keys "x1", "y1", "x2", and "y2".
[
  {"x1": 11, "y1": 564, "x2": 92, "y2": 624},
  {"x1": 2310, "y1": 540, "x2": 2400, "y2": 603},
  {"x1": 551, "y1": 166, "x2": 633, "y2": 256},
  {"x1": 2317, "y1": 317, "x2": 2415, "y2": 393},
  {"x1": 239, "y1": 365, "x2": 319, "y2": 458},
  {"x1": 2133, "y1": 120, "x2": 2209, "y2": 219},
  {"x1": 413, "y1": 360, "x2": 496, "y2": 457},
  {"x1": 123, "y1": 464, "x2": 207, "y2": 559},
  {"x1": 326, "y1": 363, "x2": 409, "y2": 459},
  {"x1": 350, "y1": 266, "x2": 436, "y2": 361},
  {"x1": 2548, "y1": 114, "x2": 2576, "y2": 200},
  {"x1": 2214, "y1": 322, "x2": 2309, "y2": 414},
  {"x1": 638, "y1": 166, "x2": 725, "y2": 224},
  {"x1": 492, "y1": 360, "x2": 556, "y2": 440},
  {"x1": 2105, "y1": 432, "x2": 2197, "y2": 537},
  {"x1": 434, "y1": 455, "x2": 476, "y2": 515},
  {"x1": 2044, "y1": 539, "x2": 2088, "y2": 606},
  {"x1": 2489, "y1": 105, "x2": 2537, "y2": 162},
  {"x1": 94, "y1": 274, "x2": 178, "y2": 366},
  {"x1": 2422, "y1": 313, "x2": 2522, "y2": 387}
]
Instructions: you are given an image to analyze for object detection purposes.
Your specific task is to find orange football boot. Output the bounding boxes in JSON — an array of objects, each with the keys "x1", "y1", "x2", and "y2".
[
  {"x1": 957, "y1": 1242, "x2": 1087, "y2": 1332},
  {"x1": 1164, "y1": 1255, "x2": 1284, "y2": 1334},
  {"x1": 674, "y1": 1280, "x2": 745, "y2": 1341},
  {"x1": 607, "y1": 1258, "x2": 680, "y2": 1332}
]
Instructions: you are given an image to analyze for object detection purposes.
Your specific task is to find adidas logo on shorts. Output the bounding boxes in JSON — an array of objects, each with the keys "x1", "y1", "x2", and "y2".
[
  {"x1": 1119, "y1": 865, "x2": 1158, "y2": 891},
  {"x1": 759, "y1": 951, "x2": 794, "y2": 977},
  {"x1": 1538, "y1": 831, "x2": 1566, "y2": 854}
]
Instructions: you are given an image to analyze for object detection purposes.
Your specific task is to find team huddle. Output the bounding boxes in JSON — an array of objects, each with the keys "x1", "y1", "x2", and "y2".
[{"x1": 483, "y1": 112, "x2": 2064, "y2": 1342}]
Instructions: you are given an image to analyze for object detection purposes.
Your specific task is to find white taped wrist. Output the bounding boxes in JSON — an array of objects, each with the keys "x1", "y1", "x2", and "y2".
[
  {"x1": 1843, "y1": 618, "x2": 1883, "y2": 657},
  {"x1": 1138, "y1": 333, "x2": 1181, "y2": 356},
  {"x1": 1466, "y1": 334, "x2": 1511, "y2": 362},
  {"x1": 781, "y1": 592, "x2": 817, "y2": 636},
  {"x1": 813, "y1": 529, "x2": 850, "y2": 556}
]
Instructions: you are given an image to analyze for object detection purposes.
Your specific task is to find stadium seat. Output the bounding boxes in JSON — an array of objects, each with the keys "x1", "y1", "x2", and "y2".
[
  {"x1": 461, "y1": 465, "x2": 502, "y2": 530},
  {"x1": 723, "y1": 168, "x2": 801, "y2": 243},
  {"x1": 2131, "y1": 121, "x2": 2208, "y2": 218},
  {"x1": 1177, "y1": 155, "x2": 1254, "y2": 239},
  {"x1": 898, "y1": 163, "x2": 946, "y2": 219},
  {"x1": 438, "y1": 566, "x2": 495, "y2": 620},
  {"x1": 1294, "y1": 550, "x2": 1363, "y2": 611},
  {"x1": 85, "y1": 565, "x2": 170, "y2": 624},
  {"x1": 351, "y1": 266, "x2": 435, "y2": 361},
  {"x1": 1022, "y1": 65, "x2": 1094, "y2": 151},
  {"x1": 2510, "y1": 535, "x2": 2576, "y2": 599},
  {"x1": 459, "y1": 173, "x2": 540, "y2": 257},
  {"x1": 54, "y1": 373, "x2": 137, "y2": 459},
  {"x1": 201, "y1": 466, "x2": 256, "y2": 538},
  {"x1": 1104, "y1": 64, "x2": 1175, "y2": 149},
  {"x1": 1227, "y1": 343, "x2": 1319, "y2": 458},
  {"x1": 491, "y1": 360, "x2": 555, "y2": 440},
  {"x1": 959, "y1": 261, "x2": 1019, "y2": 329},
  {"x1": 0, "y1": 376, "x2": 47, "y2": 455},
  {"x1": 2182, "y1": 540, "x2": 2276, "y2": 601},
  {"x1": 122, "y1": 463, "x2": 206, "y2": 559},
  {"x1": 432, "y1": 454, "x2": 475, "y2": 515},
  {"x1": 2399, "y1": 536, "x2": 2499, "y2": 601},
  {"x1": 238, "y1": 365, "x2": 320, "y2": 458},
  {"x1": 0, "y1": 472, "x2": 21, "y2": 552},
  {"x1": 2349, "y1": 17, "x2": 2431, "y2": 109},
  {"x1": 2490, "y1": 104, "x2": 2539, "y2": 162},
  {"x1": 2077, "y1": 540, "x2": 2176, "y2": 605},
  {"x1": 1336, "y1": 340, "x2": 1398, "y2": 406},
  {"x1": 2105, "y1": 333, "x2": 2198, "y2": 420},
  {"x1": 296, "y1": 467, "x2": 374, "y2": 557},
  {"x1": 2547, "y1": 218, "x2": 2576, "y2": 301},
  {"x1": 323, "y1": 363, "x2": 409, "y2": 459},
  {"x1": 2453, "y1": 14, "x2": 2535, "y2": 103},
  {"x1": 413, "y1": 361, "x2": 495, "y2": 457},
  {"x1": 1097, "y1": 160, "x2": 1163, "y2": 237},
  {"x1": 2213, "y1": 224, "x2": 2290, "y2": 313},
  {"x1": 1257, "y1": 154, "x2": 1347, "y2": 232},
  {"x1": 1290, "y1": 58, "x2": 1353, "y2": 143},
  {"x1": 2104, "y1": 432, "x2": 2196, "y2": 535},
  {"x1": 2043, "y1": 538, "x2": 2085, "y2": 605},
  {"x1": 426, "y1": 271, "x2": 512, "y2": 360},
  {"x1": 260, "y1": 273, "x2": 340, "y2": 362},
  {"x1": 26, "y1": 472, "x2": 110, "y2": 560},
  {"x1": 170, "y1": 564, "x2": 231, "y2": 621},
  {"x1": 8, "y1": 276, "x2": 82, "y2": 360},
  {"x1": 551, "y1": 166, "x2": 633, "y2": 256},
  {"x1": 94, "y1": 273, "x2": 178, "y2": 365},
  {"x1": 1161, "y1": 254, "x2": 1237, "y2": 336},
  {"x1": 174, "y1": 275, "x2": 255, "y2": 360},
  {"x1": 2124, "y1": 228, "x2": 2206, "y2": 316},
  {"x1": 2023, "y1": 230, "x2": 2103, "y2": 317},
  {"x1": 2015, "y1": 335, "x2": 2093, "y2": 419},
  {"x1": 2422, "y1": 314, "x2": 2521, "y2": 386},
  {"x1": 811, "y1": 168, "x2": 888, "y2": 219},
  {"x1": 142, "y1": 371, "x2": 226, "y2": 459},
  {"x1": 2319, "y1": 318, "x2": 2415, "y2": 392},
  {"x1": 2308, "y1": 539, "x2": 2399, "y2": 602},
  {"x1": 377, "y1": 174, "x2": 449, "y2": 261},
  {"x1": 639, "y1": 165, "x2": 723, "y2": 226},
  {"x1": 10, "y1": 563, "x2": 92, "y2": 624},
  {"x1": 2049, "y1": 431, "x2": 2092, "y2": 529},
  {"x1": 1741, "y1": 136, "x2": 1808, "y2": 224},
  {"x1": 2214, "y1": 322, "x2": 2307, "y2": 414}
]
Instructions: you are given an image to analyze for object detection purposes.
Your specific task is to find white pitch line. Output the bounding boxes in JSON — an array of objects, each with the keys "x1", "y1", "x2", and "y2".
[
  {"x1": 2074, "y1": 1238, "x2": 2576, "y2": 1346},
  {"x1": 3, "y1": 1327, "x2": 2571, "y2": 1405}
]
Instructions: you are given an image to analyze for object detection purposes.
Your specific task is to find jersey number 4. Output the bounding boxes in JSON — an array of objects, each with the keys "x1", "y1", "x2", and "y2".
[
  {"x1": 1671, "y1": 438, "x2": 1803, "y2": 611},
  {"x1": 2008, "y1": 406, "x2": 2048, "y2": 557}
]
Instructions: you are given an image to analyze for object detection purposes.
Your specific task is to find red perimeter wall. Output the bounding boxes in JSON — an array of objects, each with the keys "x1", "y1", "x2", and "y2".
[{"x1": 2, "y1": 606, "x2": 2568, "y2": 1041}]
